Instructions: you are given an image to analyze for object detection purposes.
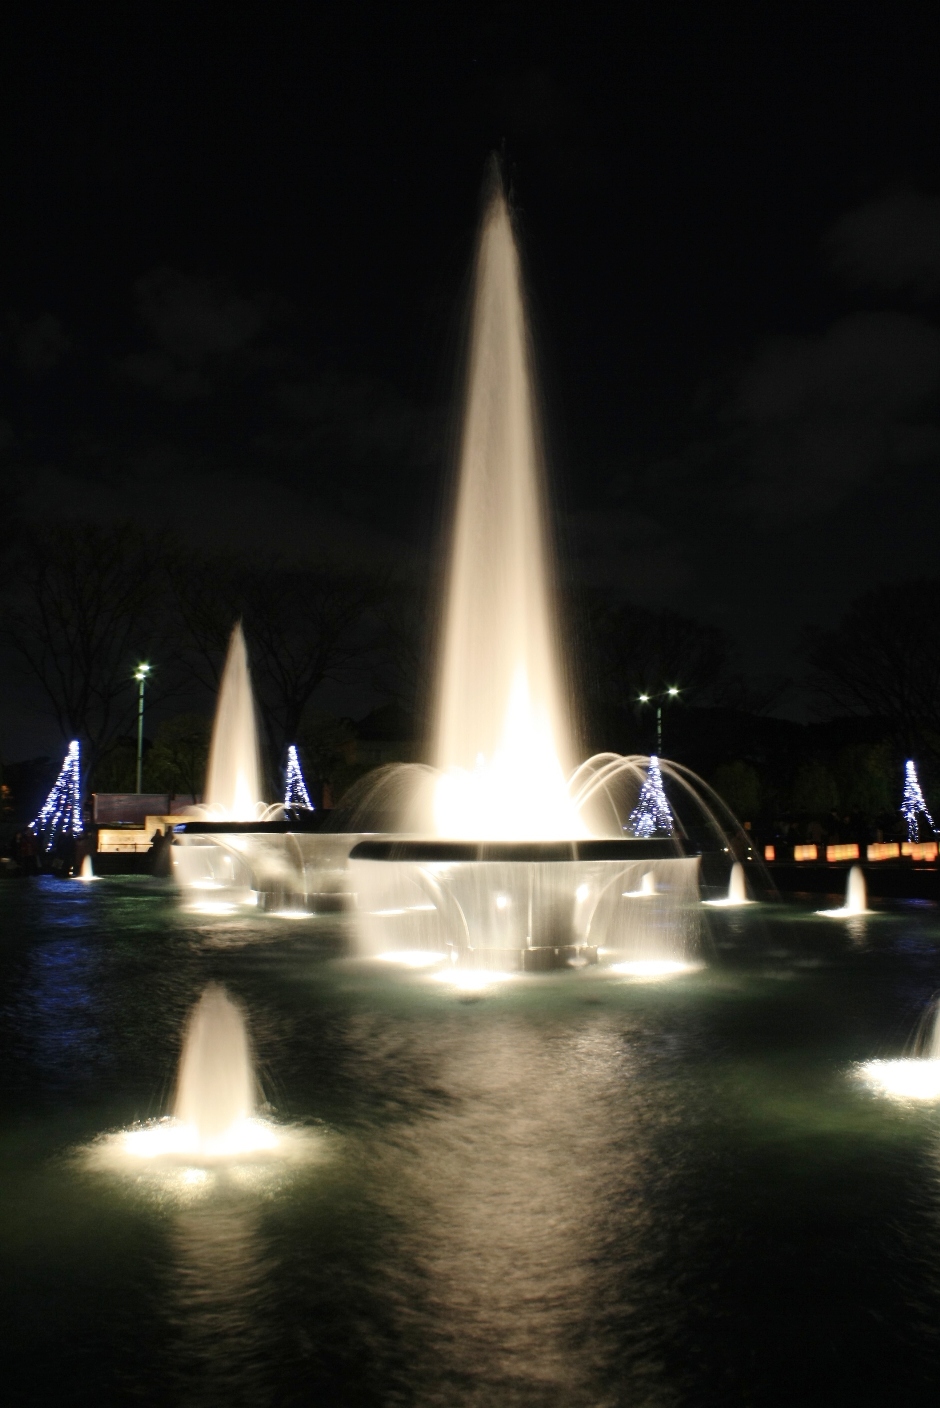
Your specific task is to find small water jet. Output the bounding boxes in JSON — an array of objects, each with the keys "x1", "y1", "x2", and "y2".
[
  {"x1": 703, "y1": 861, "x2": 754, "y2": 907},
  {"x1": 817, "y1": 865, "x2": 869, "y2": 918},
  {"x1": 87, "y1": 985, "x2": 303, "y2": 1172},
  {"x1": 859, "y1": 994, "x2": 940, "y2": 1100},
  {"x1": 78, "y1": 854, "x2": 96, "y2": 881}
]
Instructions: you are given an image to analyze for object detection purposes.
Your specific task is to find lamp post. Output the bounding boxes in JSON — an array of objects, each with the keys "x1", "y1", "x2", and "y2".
[
  {"x1": 637, "y1": 687, "x2": 681, "y2": 755},
  {"x1": 134, "y1": 664, "x2": 151, "y2": 793}
]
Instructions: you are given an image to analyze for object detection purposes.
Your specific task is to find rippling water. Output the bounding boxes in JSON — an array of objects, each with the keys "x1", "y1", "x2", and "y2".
[{"x1": 4, "y1": 876, "x2": 940, "y2": 1404}]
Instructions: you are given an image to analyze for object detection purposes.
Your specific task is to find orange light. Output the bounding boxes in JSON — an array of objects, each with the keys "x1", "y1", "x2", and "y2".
[
  {"x1": 867, "y1": 842, "x2": 900, "y2": 861},
  {"x1": 826, "y1": 843, "x2": 860, "y2": 863},
  {"x1": 901, "y1": 841, "x2": 938, "y2": 862},
  {"x1": 764, "y1": 844, "x2": 775, "y2": 861},
  {"x1": 794, "y1": 844, "x2": 818, "y2": 862}
]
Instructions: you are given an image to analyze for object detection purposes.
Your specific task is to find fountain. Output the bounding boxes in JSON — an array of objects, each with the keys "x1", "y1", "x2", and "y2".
[
  {"x1": 203, "y1": 624, "x2": 265, "y2": 822},
  {"x1": 817, "y1": 865, "x2": 870, "y2": 918},
  {"x1": 859, "y1": 994, "x2": 940, "y2": 1100},
  {"x1": 172, "y1": 626, "x2": 354, "y2": 911},
  {"x1": 172, "y1": 167, "x2": 755, "y2": 975},
  {"x1": 90, "y1": 984, "x2": 282, "y2": 1167},
  {"x1": 78, "y1": 854, "x2": 96, "y2": 881},
  {"x1": 703, "y1": 861, "x2": 754, "y2": 908}
]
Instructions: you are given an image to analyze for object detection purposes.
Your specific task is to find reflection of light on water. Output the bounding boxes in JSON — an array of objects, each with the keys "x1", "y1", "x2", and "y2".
[
  {"x1": 432, "y1": 968, "x2": 515, "y2": 993},
  {"x1": 271, "y1": 909, "x2": 309, "y2": 920},
  {"x1": 608, "y1": 959, "x2": 701, "y2": 981},
  {"x1": 857, "y1": 1059, "x2": 940, "y2": 1100},
  {"x1": 189, "y1": 901, "x2": 238, "y2": 916},
  {"x1": 377, "y1": 949, "x2": 448, "y2": 969}
]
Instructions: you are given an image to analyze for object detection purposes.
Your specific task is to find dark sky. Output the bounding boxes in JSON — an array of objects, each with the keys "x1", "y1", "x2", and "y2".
[{"x1": 4, "y1": 0, "x2": 940, "y2": 751}]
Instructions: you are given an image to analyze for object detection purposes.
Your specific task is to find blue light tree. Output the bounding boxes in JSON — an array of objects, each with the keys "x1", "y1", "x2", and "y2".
[
  {"x1": 627, "y1": 755, "x2": 674, "y2": 838},
  {"x1": 283, "y1": 745, "x2": 313, "y2": 809},
  {"x1": 30, "y1": 741, "x2": 84, "y2": 851},
  {"x1": 901, "y1": 759, "x2": 936, "y2": 842}
]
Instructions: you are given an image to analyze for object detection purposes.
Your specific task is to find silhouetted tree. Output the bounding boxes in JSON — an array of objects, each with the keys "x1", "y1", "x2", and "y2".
[
  {"x1": 808, "y1": 579, "x2": 940, "y2": 760},
  {"x1": 171, "y1": 554, "x2": 384, "y2": 768},
  {"x1": 584, "y1": 596, "x2": 731, "y2": 710},
  {"x1": 2, "y1": 522, "x2": 166, "y2": 777}
]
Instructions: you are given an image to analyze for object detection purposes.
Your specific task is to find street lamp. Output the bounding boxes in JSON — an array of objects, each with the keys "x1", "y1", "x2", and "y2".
[
  {"x1": 134, "y1": 663, "x2": 151, "y2": 794},
  {"x1": 637, "y1": 687, "x2": 681, "y2": 755}
]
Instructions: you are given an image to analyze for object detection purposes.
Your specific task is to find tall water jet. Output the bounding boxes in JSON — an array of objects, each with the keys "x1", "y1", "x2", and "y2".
[
  {"x1": 204, "y1": 623, "x2": 265, "y2": 820},
  {"x1": 433, "y1": 173, "x2": 583, "y2": 842}
]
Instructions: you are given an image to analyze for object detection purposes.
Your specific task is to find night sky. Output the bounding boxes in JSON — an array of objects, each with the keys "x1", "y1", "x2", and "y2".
[{"x1": 4, "y1": 1, "x2": 940, "y2": 752}]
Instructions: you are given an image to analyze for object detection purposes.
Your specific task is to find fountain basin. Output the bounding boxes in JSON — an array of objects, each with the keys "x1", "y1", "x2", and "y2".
[{"x1": 351, "y1": 840, "x2": 701, "y2": 971}]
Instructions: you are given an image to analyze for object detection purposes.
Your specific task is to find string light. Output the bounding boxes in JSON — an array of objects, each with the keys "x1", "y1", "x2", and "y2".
[
  {"x1": 283, "y1": 745, "x2": 313, "y2": 809},
  {"x1": 627, "y1": 754, "x2": 674, "y2": 839},
  {"x1": 30, "y1": 740, "x2": 84, "y2": 851},
  {"x1": 901, "y1": 759, "x2": 937, "y2": 842}
]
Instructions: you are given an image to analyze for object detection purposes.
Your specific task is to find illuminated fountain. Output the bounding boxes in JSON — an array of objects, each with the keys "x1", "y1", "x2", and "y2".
[
  {"x1": 703, "y1": 861, "x2": 753, "y2": 908},
  {"x1": 88, "y1": 985, "x2": 293, "y2": 1169},
  {"x1": 817, "y1": 865, "x2": 869, "y2": 918},
  {"x1": 172, "y1": 625, "x2": 353, "y2": 912},
  {"x1": 859, "y1": 994, "x2": 940, "y2": 1101},
  {"x1": 349, "y1": 176, "x2": 717, "y2": 976},
  {"x1": 171, "y1": 171, "x2": 753, "y2": 974}
]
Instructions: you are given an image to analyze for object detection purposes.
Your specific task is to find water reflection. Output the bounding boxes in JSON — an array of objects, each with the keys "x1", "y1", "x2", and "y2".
[
  {"x1": 346, "y1": 1008, "x2": 659, "y2": 1405},
  {"x1": 163, "y1": 1197, "x2": 277, "y2": 1406}
]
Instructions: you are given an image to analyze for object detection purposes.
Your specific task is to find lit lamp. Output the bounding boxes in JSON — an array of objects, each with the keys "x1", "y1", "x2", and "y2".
[
  {"x1": 134, "y1": 663, "x2": 151, "y2": 794},
  {"x1": 637, "y1": 688, "x2": 681, "y2": 755}
]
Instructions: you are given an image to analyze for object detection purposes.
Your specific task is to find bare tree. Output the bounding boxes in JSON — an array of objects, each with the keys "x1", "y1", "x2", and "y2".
[
  {"x1": 170, "y1": 553, "x2": 385, "y2": 768},
  {"x1": 808, "y1": 579, "x2": 940, "y2": 758},
  {"x1": 2, "y1": 521, "x2": 166, "y2": 777},
  {"x1": 584, "y1": 596, "x2": 731, "y2": 708}
]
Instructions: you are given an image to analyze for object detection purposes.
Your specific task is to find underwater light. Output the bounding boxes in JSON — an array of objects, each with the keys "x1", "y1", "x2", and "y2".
[
  {"x1": 857, "y1": 1059, "x2": 940, "y2": 1101},
  {"x1": 122, "y1": 1116, "x2": 280, "y2": 1162},
  {"x1": 377, "y1": 950, "x2": 448, "y2": 968},
  {"x1": 432, "y1": 968, "x2": 514, "y2": 992},
  {"x1": 608, "y1": 959, "x2": 699, "y2": 980}
]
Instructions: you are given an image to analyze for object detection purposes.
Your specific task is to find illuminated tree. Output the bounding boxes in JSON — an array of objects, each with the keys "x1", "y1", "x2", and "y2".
[{"x1": 627, "y1": 755, "x2": 674, "y2": 838}]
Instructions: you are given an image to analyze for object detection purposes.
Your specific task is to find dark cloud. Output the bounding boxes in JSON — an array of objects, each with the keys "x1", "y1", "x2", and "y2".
[
  {"x1": 827, "y1": 188, "x2": 940, "y2": 296},
  {"x1": 7, "y1": 313, "x2": 70, "y2": 374},
  {"x1": 732, "y1": 312, "x2": 940, "y2": 513},
  {"x1": 118, "y1": 267, "x2": 273, "y2": 398}
]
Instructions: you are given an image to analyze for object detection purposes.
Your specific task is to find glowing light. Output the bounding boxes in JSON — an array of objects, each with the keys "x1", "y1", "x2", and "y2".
[
  {"x1": 495, "y1": 893, "x2": 510, "y2": 909},
  {"x1": 902, "y1": 841, "x2": 938, "y2": 861},
  {"x1": 764, "y1": 845, "x2": 775, "y2": 861},
  {"x1": 609, "y1": 959, "x2": 700, "y2": 980},
  {"x1": 902, "y1": 759, "x2": 937, "y2": 842},
  {"x1": 623, "y1": 871, "x2": 657, "y2": 898},
  {"x1": 626, "y1": 756, "x2": 673, "y2": 839},
  {"x1": 272, "y1": 910, "x2": 310, "y2": 920},
  {"x1": 432, "y1": 967, "x2": 515, "y2": 992},
  {"x1": 283, "y1": 744, "x2": 314, "y2": 809},
  {"x1": 857, "y1": 1059, "x2": 940, "y2": 1101},
  {"x1": 827, "y1": 843, "x2": 860, "y2": 862},
  {"x1": 575, "y1": 883, "x2": 589, "y2": 902},
  {"x1": 30, "y1": 740, "x2": 83, "y2": 852},
  {"x1": 121, "y1": 1115, "x2": 280, "y2": 1161},
  {"x1": 376, "y1": 950, "x2": 448, "y2": 968},
  {"x1": 794, "y1": 844, "x2": 818, "y2": 861},
  {"x1": 868, "y1": 842, "x2": 900, "y2": 861},
  {"x1": 667, "y1": 687, "x2": 679, "y2": 697}
]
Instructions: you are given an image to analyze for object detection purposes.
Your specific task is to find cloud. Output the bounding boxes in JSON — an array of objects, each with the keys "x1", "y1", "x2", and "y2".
[
  {"x1": 827, "y1": 188, "x2": 940, "y2": 296},
  {"x1": 732, "y1": 312, "x2": 940, "y2": 512},
  {"x1": 119, "y1": 267, "x2": 272, "y2": 398},
  {"x1": 7, "y1": 313, "x2": 70, "y2": 373}
]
